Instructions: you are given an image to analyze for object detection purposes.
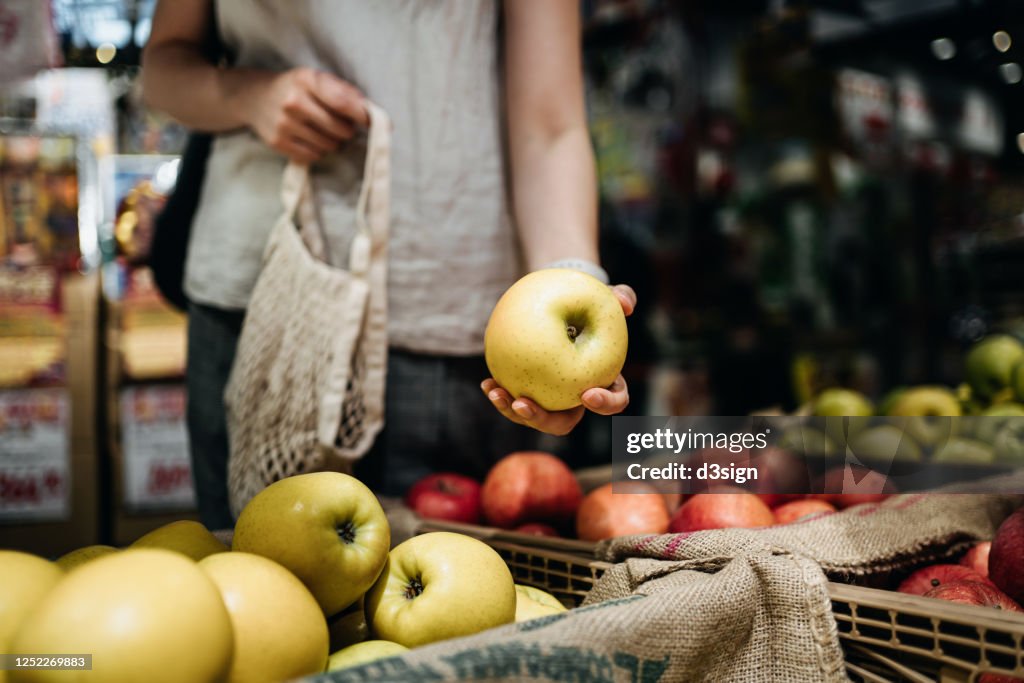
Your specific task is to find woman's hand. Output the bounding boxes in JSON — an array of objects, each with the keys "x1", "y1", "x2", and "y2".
[
  {"x1": 481, "y1": 284, "x2": 636, "y2": 436},
  {"x1": 243, "y1": 67, "x2": 369, "y2": 164},
  {"x1": 143, "y1": 1, "x2": 368, "y2": 163}
]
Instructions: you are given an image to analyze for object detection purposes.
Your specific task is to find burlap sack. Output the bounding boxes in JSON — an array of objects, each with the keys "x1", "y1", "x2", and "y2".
[
  {"x1": 599, "y1": 492, "x2": 1022, "y2": 582},
  {"x1": 311, "y1": 487, "x2": 1023, "y2": 682},
  {"x1": 311, "y1": 548, "x2": 843, "y2": 682}
]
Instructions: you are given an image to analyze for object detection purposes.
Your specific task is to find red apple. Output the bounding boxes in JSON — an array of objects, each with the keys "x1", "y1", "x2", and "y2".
[
  {"x1": 773, "y1": 498, "x2": 836, "y2": 525},
  {"x1": 575, "y1": 482, "x2": 670, "y2": 542},
  {"x1": 514, "y1": 523, "x2": 560, "y2": 537},
  {"x1": 978, "y1": 674, "x2": 1024, "y2": 683},
  {"x1": 668, "y1": 491, "x2": 774, "y2": 533},
  {"x1": 924, "y1": 580, "x2": 1023, "y2": 612},
  {"x1": 897, "y1": 564, "x2": 988, "y2": 596},
  {"x1": 757, "y1": 494, "x2": 805, "y2": 509},
  {"x1": 960, "y1": 542, "x2": 992, "y2": 579},
  {"x1": 749, "y1": 446, "x2": 812, "y2": 501},
  {"x1": 813, "y1": 465, "x2": 898, "y2": 508},
  {"x1": 480, "y1": 451, "x2": 582, "y2": 529},
  {"x1": 660, "y1": 492, "x2": 686, "y2": 515},
  {"x1": 405, "y1": 473, "x2": 482, "y2": 524},
  {"x1": 990, "y1": 508, "x2": 1024, "y2": 606}
]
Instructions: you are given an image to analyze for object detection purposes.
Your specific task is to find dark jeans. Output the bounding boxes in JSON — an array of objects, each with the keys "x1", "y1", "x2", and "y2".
[{"x1": 186, "y1": 302, "x2": 540, "y2": 529}]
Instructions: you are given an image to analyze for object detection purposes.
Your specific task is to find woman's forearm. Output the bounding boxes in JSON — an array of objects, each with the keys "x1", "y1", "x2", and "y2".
[
  {"x1": 509, "y1": 124, "x2": 600, "y2": 272},
  {"x1": 503, "y1": 0, "x2": 600, "y2": 274},
  {"x1": 140, "y1": 43, "x2": 269, "y2": 133}
]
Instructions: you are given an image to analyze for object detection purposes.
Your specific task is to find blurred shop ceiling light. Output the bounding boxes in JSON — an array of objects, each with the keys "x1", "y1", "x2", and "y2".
[
  {"x1": 1001, "y1": 62, "x2": 1023, "y2": 84},
  {"x1": 993, "y1": 30, "x2": 1012, "y2": 53},
  {"x1": 931, "y1": 37, "x2": 956, "y2": 60},
  {"x1": 96, "y1": 42, "x2": 116, "y2": 64}
]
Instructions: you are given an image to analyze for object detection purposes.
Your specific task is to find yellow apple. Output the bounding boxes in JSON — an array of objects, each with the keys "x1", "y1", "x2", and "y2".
[
  {"x1": 56, "y1": 545, "x2": 120, "y2": 571},
  {"x1": 484, "y1": 268, "x2": 628, "y2": 411},
  {"x1": 232, "y1": 472, "x2": 391, "y2": 617},
  {"x1": 328, "y1": 596, "x2": 369, "y2": 652},
  {"x1": 11, "y1": 549, "x2": 233, "y2": 683},
  {"x1": 130, "y1": 519, "x2": 228, "y2": 561},
  {"x1": 366, "y1": 532, "x2": 516, "y2": 648},
  {"x1": 514, "y1": 584, "x2": 567, "y2": 622},
  {"x1": 0, "y1": 551, "x2": 63, "y2": 683},
  {"x1": 326, "y1": 640, "x2": 408, "y2": 672},
  {"x1": 199, "y1": 552, "x2": 328, "y2": 683}
]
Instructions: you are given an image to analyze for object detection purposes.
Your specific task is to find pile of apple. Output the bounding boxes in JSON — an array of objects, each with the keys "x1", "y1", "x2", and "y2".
[
  {"x1": 0, "y1": 472, "x2": 569, "y2": 682},
  {"x1": 406, "y1": 450, "x2": 888, "y2": 542},
  {"x1": 892, "y1": 505, "x2": 1024, "y2": 621},
  {"x1": 794, "y1": 334, "x2": 1024, "y2": 466}
]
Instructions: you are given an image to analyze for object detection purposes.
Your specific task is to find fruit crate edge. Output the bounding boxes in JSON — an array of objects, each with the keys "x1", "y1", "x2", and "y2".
[{"x1": 415, "y1": 521, "x2": 1024, "y2": 682}]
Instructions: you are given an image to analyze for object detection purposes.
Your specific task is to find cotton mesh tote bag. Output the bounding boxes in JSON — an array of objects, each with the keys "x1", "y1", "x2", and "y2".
[{"x1": 225, "y1": 103, "x2": 390, "y2": 517}]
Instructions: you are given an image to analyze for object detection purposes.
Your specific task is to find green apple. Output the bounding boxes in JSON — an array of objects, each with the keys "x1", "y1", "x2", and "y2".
[
  {"x1": 200, "y1": 552, "x2": 328, "y2": 683},
  {"x1": 366, "y1": 532, "x2": 516, "y2": 648},
  {"x1": 484, "y1": 268, "x2": 628, "y2": 411},
  {"x1": 131, "y1": 519, "x2": 229, "y2": 561},
  {"x1": 971, "y1": 404, "x2": 1024, "y2": 444},
  {"x1": 11, "y1": 549, "x2": 233, "y2": 683},
  {"x1": 886, "y1": 386, "x2": 961, "y2": 417},
  {"x1": 328, "y1": 596, "x2": 369, "y2": 652},
  {"x1": 965, "y1": 335, "x2": 1024, "y2": 400},
  {"x1": 56, "y1": 545, "x2": 120, "y2": 571},
  {"x1": 812, "y1": 388, "x2": 873, "y2": 417},
  {"x1": 515, "y1": 585, "x2": 567, "y2": 622},
  {"x1": 931, "y1": 437, "x2": 995, "y2": 464},
  {"x1": 777, "y1": 426, "x2": 837, "y2": 458},
  {"x1": 993, "y1": 417, "x2": 1024, "y2": 464},
  {"x1": 232, "y1": 472, "x2": 391, "y2": 617},
  {"x1": 884, "y1": 386, "x2": 961, "y2": 447},
  {"x1": 1014, "y1": 361, "x2": 1024, "y2": 403},
  {"x1": 327, "y1": 640, "x2": 408, "y2": 672},
  {"x1": 0, "y1": 550, "x2": 63, "y2": 679},
  {"x1": 848, "y1": 424, "x2": 923, "y2": 463},
  {"x1": 812, "y1": 390, "x2": 873, "y2": 447},
  {"x1": 877, "y1": 387, "x2": 908, "y2": 417}
]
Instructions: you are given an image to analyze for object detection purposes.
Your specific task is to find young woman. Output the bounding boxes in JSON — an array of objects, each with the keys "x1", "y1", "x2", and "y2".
[{"x1": 142, "y1": 0, "x2": 634, "y2": 529}]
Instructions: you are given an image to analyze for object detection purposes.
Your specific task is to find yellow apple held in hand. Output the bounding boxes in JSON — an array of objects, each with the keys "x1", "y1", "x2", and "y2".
[
  {"x1": 200, "y1": 552, "x2": 328, "y2": 683},
  {"x1": 485, "y1": 269, "x2": 628, "y2": 411},
  {"x1": 11, "y1": 549, "x2": 233, "y2": 683},
  {"x1": 130, "y1": 519, "x2": 228, "y2": 561},
  {"x1": 56, "y1": 544, "x2": 119, "y2": 571},
  {"x1": 0, "y1": 551, "x2": 63, "y2": 683},
  {"x1": 232, "y1": 472, "x2": 391, "y2": 617},
  {"x1": 515, "y1": 585, "x2": 567, "y2": 622},
  {"x1": 366, "y1": 532, "x2": 516, "y2": 648},
  {"x1": 326, "y1": 640, "x2": 408, "y2": 672}
]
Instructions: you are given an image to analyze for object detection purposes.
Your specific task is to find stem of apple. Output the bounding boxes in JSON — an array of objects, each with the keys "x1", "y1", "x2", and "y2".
[
  {"x1": 337, "y1": 520, "x2": 357, "y2": 544},
  {"x1": 404, "y1": 577, "x2": 424, "y2": 600},
  {"x1": 566, "y1": 325, "x2": 578, "y2": 342}
]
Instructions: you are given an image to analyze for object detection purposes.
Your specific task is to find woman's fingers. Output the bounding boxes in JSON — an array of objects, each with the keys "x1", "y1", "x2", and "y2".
[
  {"x1": 611, "y1": 284, "x2": 637, "y2": 317},
  {"x1": 311, "y1": 71, "x2": 370, "y2": 128},
  {"x1": 481, "y1": 379, "x2": 586, "y2": 436},
  {"x1": 581, "y1": 375, "x2": 629, "y2": 416}
]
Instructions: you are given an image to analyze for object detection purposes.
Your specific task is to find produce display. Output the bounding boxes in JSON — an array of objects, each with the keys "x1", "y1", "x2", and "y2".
[
  {"x1": 0, "y1": 471, "x2": 575, "y2": 682},
  {"x1": 791, "y1": 334, "x2": 1024, "y2": 468}
]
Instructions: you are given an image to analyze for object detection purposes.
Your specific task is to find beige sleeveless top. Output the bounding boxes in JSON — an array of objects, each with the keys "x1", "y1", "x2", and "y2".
[{"x1": 185, "y1": 0, "x2": 521, "y2": 355}]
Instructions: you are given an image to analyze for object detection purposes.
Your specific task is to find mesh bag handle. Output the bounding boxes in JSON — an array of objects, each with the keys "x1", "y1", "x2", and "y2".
[
  {"x1": 225, "y1": 102, "x2": 391, "y2": 515},
  {"x1": 277, "y1": 103, "x2": 391, "y2": 452}
]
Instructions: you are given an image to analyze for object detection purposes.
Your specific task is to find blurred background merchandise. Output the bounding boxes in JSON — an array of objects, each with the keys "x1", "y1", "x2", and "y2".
[{"x1": 1, "y1": 0, "x2": 1024, "y2": 549}]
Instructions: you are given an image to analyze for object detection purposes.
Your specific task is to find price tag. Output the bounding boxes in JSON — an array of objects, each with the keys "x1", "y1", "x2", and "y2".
[
  {"x1": 120, "y1": 385, "x2": 195, "y2": 511},
  {"x1": 0, "y1": 389, "x2": 70, "y2": 521}
]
